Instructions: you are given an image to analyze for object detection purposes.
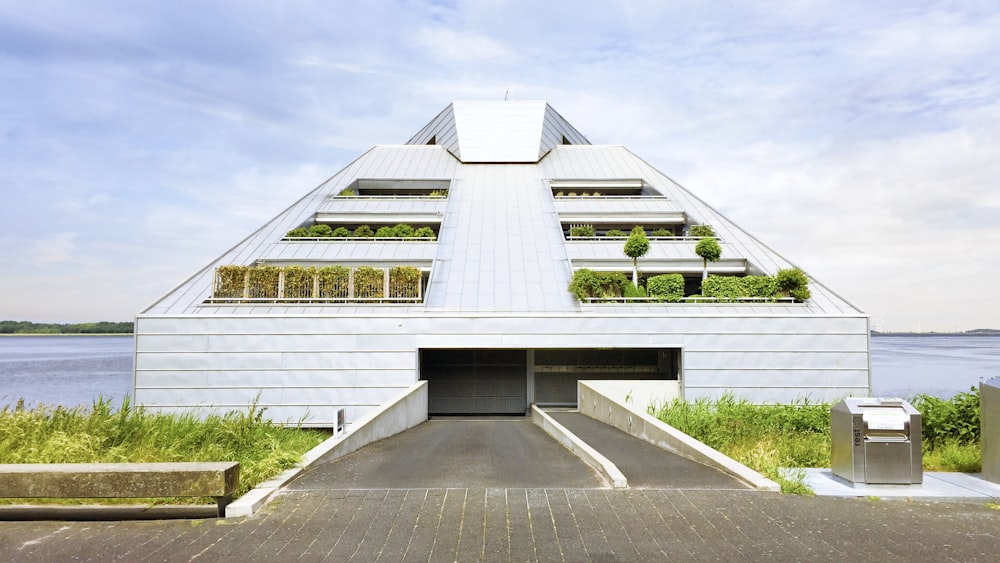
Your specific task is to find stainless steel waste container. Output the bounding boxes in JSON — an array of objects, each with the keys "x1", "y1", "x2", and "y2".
[{"x1": 831, "y1": 397, "x2": 922, "y2": 484}]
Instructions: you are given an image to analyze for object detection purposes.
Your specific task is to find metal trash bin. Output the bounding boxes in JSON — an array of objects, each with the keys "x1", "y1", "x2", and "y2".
[{"x1": 831, "y1": 397, "x2": 922, "y2": 484}]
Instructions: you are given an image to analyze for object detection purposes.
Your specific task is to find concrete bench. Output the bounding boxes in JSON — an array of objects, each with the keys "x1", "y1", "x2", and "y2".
[{"x1": 0, "y1": 462, "x2": 240, "y2": 517}]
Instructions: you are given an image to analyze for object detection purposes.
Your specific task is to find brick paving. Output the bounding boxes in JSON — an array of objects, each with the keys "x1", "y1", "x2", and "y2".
[
  {"x1": 2, "y1": 488, "x2": 998, "y2": 561},
  {"x1": 2, "y1": 418, "x2": 999, "y2": 561}
]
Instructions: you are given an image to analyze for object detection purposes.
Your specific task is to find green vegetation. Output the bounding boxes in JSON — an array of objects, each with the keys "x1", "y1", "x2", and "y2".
[
  {"x1": 605, "y1": 228, "x2": 626, "y2": 237},
  {"x1": 914, "y1": 388, "x2": 981, "y2": 472},
  {"x1": 651, "y1": 390, "x2": 985, "y2": 494},
  {"x1": 650, "y1": 228, "x2": 674, "y2": 237},
  {"x1": 623, "y1": 226, "x2": 650, "y2": 286},
  {"x1": 650, "y1": 394, "x2": 830, "y2": 493},
  {"x1": 286, "y1": 223, "x2": 436, "y2": 240},
  {"x1": 694, "y1": 236, "x2": 722, "y2": 281},
  {"x1": 775, "y1": 267, "x2": 811, "y2": 301},
  {"x1": 568, "y1": 269, "x2": 628, "y2": 301},
  {"x1": 213, "y1": 264, "x2": 422, "y2": 301},
  {"x1": 0, "y1": 397, "x2": 327, "y2": 504},
  {"x1": 699, "y1": 272, "x2": 808, "y2": 302},
  {"x1": 645, "y1": 273, "x2": 685, "y2": 302},
  {"x1": 569, "y1": 224, "x2": 596, "y2": 237},
  {"x1": 0, "y1": 321, "x2": 133, "y2": 335},
  {"x1": 688, "y1": 224, "x2": 716, "y2": 237}
]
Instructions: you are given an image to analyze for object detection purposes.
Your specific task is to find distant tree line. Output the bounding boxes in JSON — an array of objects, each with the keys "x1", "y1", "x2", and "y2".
[{"x1": 0, "y1": 320, "x2": 134, "y2": 334}]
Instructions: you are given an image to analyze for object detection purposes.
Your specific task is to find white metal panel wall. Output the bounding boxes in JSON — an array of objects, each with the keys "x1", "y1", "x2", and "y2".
[{"x1": 135, "y1": 313, "x2": 869, "y2": 425}]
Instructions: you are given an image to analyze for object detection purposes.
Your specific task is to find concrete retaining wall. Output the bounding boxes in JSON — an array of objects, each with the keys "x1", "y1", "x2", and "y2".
[
  {"x1": 577, "y1": 381, "x2": 779, "y2": 491},
  {"x1": 227, "y1": 381, "x2": 427, "y2": 517},
  {"x1": 531, "y1": 405, "x2": 627, "y2": 488}
]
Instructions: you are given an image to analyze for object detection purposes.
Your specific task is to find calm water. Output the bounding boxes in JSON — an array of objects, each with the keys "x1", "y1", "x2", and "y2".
[
  {"x1": 0, "y1": 334, "x2": 998, "y2": 409},
  {"x1": 0, "y1": 335, "x2": 132, "y2": 409}
]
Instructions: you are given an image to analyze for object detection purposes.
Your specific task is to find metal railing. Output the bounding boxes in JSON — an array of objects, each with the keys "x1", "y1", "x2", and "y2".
[
  {"x1": 280, "y1": 237, "x2": 437, "y2": 242},
  {"x1": 583, "y1": 296, "x2": 799, "y2": 304}
]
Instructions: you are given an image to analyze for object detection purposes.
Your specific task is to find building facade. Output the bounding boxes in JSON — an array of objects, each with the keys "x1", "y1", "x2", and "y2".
[{"x1": 135, "y1": 101, "x2": 870, "y2": 426}]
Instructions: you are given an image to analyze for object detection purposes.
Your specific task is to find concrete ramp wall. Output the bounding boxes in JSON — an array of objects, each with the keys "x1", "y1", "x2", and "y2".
[
  {"x1": 577, "y1": 380, "x2": 779, "y2": 492},
  {"x1": 228, "y1": 381, "x2": 428, "y2": 516}
]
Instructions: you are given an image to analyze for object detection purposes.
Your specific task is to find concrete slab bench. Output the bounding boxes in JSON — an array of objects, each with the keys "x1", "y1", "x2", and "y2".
[{"x1": 0, "y1": 462, "x2": 240, "y2": 517}]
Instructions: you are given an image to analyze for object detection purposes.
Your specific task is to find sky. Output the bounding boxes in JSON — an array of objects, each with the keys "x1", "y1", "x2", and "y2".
[{"x1": 1, "y1": 1, "x2": 998, "y2": 332}]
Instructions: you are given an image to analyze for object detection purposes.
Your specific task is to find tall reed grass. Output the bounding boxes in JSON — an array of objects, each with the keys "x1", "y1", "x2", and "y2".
[
  {"x1": 649, "y1": 394, "x2": 831, "y2": 493},
  {"x1": 650, "y1": 390, "x2": 985, "y2": 493},
  {"x1": 0, "y1": 396, "x2": 327, "y2": 502}
]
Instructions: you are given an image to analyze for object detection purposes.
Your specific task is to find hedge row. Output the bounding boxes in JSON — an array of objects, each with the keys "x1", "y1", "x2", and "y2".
[
  {"x1": 700, "y1": 269, "x2": 811, "y2": 301},
  {"x1": 568, "y1": 225, "x2": 675, "y2": 238},
  {"x1": 286, "y1": 224, "x2": 436, "y2": 240},
  {"x1": 213, "y1": 264, "x2": 423, "y2": 300}
]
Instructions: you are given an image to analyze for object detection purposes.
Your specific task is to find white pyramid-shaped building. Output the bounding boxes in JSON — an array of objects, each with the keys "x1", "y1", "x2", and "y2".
[{"x1": 136, "y1": 101, "x2": 870, "y2": 425}]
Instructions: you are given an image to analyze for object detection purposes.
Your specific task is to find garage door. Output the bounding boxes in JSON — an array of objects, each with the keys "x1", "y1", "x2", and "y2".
[{"x1": 421, "y1": 349, "x2": 527, "y2": 415}]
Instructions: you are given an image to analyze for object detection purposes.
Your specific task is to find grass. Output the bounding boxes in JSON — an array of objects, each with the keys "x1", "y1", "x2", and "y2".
[
  {"x1": 649, "y1": 392, "x2": 983, "y2": 494},
  {"x1": 649, "y1": 394, "x2": 831, "y2": 493},
  {"x1": 0, "y1": 396, "x2": 328, "y2": 505}
]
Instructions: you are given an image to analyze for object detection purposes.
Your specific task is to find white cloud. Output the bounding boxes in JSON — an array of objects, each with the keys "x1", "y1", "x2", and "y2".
[{"x1": 410, "y1": 27, "x2": 512, "y2": 61}]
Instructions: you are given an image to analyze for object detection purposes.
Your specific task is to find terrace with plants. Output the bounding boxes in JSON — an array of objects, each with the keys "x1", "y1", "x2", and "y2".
[
  {"x1": 283, "y1": 222, "x2": 438, "y2": 241},
  {"x1": 566, "y1": 223, "x2": 811, "y2": 304},
  {"x1": 205, "y1": 264, "x2": 427, "y2": 304}
]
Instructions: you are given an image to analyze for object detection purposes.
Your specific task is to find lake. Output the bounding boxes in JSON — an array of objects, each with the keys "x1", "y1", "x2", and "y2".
[{"x1": 0, "y1": 334, "x2": 998, "y2": 409}]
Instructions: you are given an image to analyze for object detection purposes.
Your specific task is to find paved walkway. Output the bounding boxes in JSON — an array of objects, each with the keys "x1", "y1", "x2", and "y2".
[
  {"x1": 547, "y1": 411, "x2": 747, "y2": 489},
  {"x1": 3, "y1": 488, "x2": 998, "y2": 561},
  {"x1": 2, "y1": 418, "x2": 1000, "y2": 561}
]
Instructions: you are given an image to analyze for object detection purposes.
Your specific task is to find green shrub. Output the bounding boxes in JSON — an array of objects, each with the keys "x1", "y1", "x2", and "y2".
[
  {"x1": 623, "y1": 282, "x2": 647, "y2": 298},
  {"x1": 701, "y1": 275, "x2": 746, "y2": 300},
  {"x1": 775, "y1": 267, "x2": 808, "y2": 291},
  {"x1": 308, "y1": 224, "x2": 333, "y2": 237},
  {"x1": 389, "y1": 266, "x2": 421, "y2": 298},
  {"x1": 568, "y1": 269, "x2": 604, "y2": 301},
  {"x1": 282, "y1": 266, "x2": 315, "y2": 299},
  {"x1": 413, "y1": 226, "x2": 436, "y2": 239},
  {"x1": 428, "y1": 189, "x2": 448, "y2": 197},
  {"x1": 689, "y1": 224, "x2": 716, "y2": 237},
  {"x1": 338, "y1": 188, "x2": 356, "y2": 196},
  {"x1": 353, "y1": 266, "x2": 384, "y2": 298},
  {"x1": 286, "y1": 227, "x2": 309, "y2": 238},
  {"x1": 331, "y1": 227, "x2": 351, "y2": 238},
  {"x1": 651, "y1": 228, "x2": 674, "y2": 237},
  {"x1": 646, "y1": 273, "x2": 685, "y2": 302},
  {"x1": 214, "y1": 265, "x2": 248, "y2": 298},
  {"x1": 569, "y1": 224, "x2": 596, "y2": 237},
  {"x1": 743, "y1": 275, "x2": 778, "y2": 298},
  {"x1": 354, "y1": 225, "x2": 374, "y2": 238},
  {"x1": 316, "y1": 266, "x2": 350, "y2": 298},
  {"x1": 790, "y1": 286, "x2": 811, "y2": 301},
  {"x1": 913, "y1": 388, "x2": 980, "y2": 449},
  {"x1": 375, "y1": 226, "x2": 396, "y2": 237},
  {"x1": 247, "y1": 266, "x2": 281, "y2": 298},
  {"x1": 605, "y1": 228, "x2": 626, "y2": 237},
  {"x1": 776, "y1": 268, "x2": 810, "y2": 301},
  {"x1": 598, "y1": 271, "x2": 629, "y2": 297},
  {"x1": 392, "y1": 223, "x2": 415, "y2": 238}
]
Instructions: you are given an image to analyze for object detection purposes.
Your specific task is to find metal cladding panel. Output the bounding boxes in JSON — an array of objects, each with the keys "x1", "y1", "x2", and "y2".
[
  {"x1": 141, "y1": 146, "x2": 456, "y2": 315},
  {"x1": 423, "y1": 165, "x2": 579, "y2": 312},
  {"x1": 135, "y1": 369, "x2": 414, "y2": 388},
  {"x1": 315, "y1": 197, "x2": 448, "y2": 215},
  {"x1": 554, "y1": 198, "x2": 685, "y2": 215},
  {"x1": 408, "y1": 101, "x2": 590, "y2": 163},
  {"x1": 264, "y1": 240, "x2": 438, "y2": 262},
  {"x1": 684, "y1": 369, "x2": 870, "y2": 388}
]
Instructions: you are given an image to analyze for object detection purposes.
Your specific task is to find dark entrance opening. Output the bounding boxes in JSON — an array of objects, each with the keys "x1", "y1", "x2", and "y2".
[
  {"x1": 533, "y1": 348, "x2": 679, "y2": 407},
  {"x1": 421, "y1": 349, "x2": 528, "y2": 415}
]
